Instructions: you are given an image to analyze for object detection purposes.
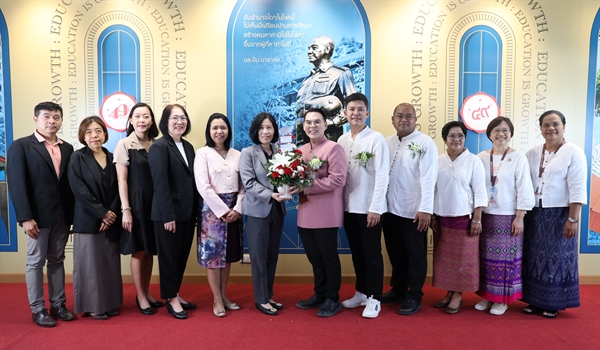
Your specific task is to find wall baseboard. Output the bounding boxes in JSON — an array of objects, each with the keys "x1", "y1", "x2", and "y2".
[{"x1": 1, "y1": 273, "x2": 599, "y2": 285}]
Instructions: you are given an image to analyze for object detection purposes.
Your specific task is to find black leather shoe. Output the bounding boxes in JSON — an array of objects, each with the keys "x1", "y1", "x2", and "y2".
[
  {"x1": 296, "y1": 295, "x2": 325, "y2": 309},
  {"x1": 166, "y1": 299, "x2": 188, "y2": 319},
  {"x1": 105, "y1": 310, "x2": 119, "y2": 317},
  {"x1": 180, "y1": 301, "x2": 196, "y2": 310},
  {"x1": 149, "y1": 300, "x2": 165, "y2": 308},
  {"x1": 398, "y1": 299, "x2": 422, "y2": 315},
  {"x1": 434, "y1": 300, "x2": 450, "y2": 308},
  {"x1": 381, "y1": 290, "x2": 405, "y2": 304},
  {"x1": 50, "y1": 304, "x2": 76, "y2": 321},
  {"x1": 32, "y1": 309, "x2": 56, "y2": 327},
  {"x1": 317, "y1": 299, "x2": 342, "y2": 317},
  {"x1": 136, "y1": 296, "x2": 155, "y2": 315},
  {"x1": 83, "y1": 312, "x2": 108, "y2": 320},
  {"x1": 269, "y1": 300, "x2": 283, "y2": 310},
  {"x1": 255, "y1": 303, "x2": 278, "y2": 315}
]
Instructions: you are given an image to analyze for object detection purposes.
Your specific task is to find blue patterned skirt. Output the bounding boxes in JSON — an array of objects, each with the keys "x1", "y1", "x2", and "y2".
[{"x1": 522, "y1": 206, "x2": 580, "y2": 310}]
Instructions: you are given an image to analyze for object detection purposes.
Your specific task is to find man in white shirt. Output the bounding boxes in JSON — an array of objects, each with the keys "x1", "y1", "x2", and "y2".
[
  {"x1": 337, "y1": 93, "x2": 389, "y2": 318},
  {"x1": 382, "y1": 103, "x2": 438, "y2": 315}
]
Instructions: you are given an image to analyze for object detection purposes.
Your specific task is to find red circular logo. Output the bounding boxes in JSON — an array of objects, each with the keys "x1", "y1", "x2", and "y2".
[
  {"x1": 100, "y1": 92, "x2": 137, "y2": 132},
  {"x1": 460, "y1": 92, "x2": 500, "y2": 133}
]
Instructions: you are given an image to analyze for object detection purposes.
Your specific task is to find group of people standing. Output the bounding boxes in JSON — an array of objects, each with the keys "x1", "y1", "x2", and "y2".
[
  {"x1": 7, "y1": 96, "x2": 586, "y2": 327},
  {"x1": 430, "y1": 112, "x2": 587, "y2": 319}
]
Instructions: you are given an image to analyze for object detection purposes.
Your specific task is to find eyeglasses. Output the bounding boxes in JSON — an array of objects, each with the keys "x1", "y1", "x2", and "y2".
[
  {"x1": 541, "y1": 122, "x2": 562, "y2": 129},
  {"x1": 491, "y1": 128, "x2": 511, "y2": 134},
  {"x1": 448, "y1": 134, "x2": 465, "y2": 140},
  {"x1": 393, "y1": 114, "x2": 414, "y2": 121},
  {"x1": 169, "y1": 116, "x2": 188, "y2": 122}
]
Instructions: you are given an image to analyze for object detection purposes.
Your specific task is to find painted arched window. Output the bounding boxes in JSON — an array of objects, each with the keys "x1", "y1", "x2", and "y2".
[
  {"x1": 97, "y1": 25, "x2": 140, "y2": 150},
  {"x1": 459, "y1": 25, "x2": 502, "y2": 152}
]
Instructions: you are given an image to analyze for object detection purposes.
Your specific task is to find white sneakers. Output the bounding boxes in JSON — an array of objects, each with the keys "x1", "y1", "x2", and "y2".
[
  {"x1": 341, "y1": 291, "x2": 367, "y2": 308},
  {"x1": 362, "y1": 296, "x2": 381, "y2": 318},
  {"x1": 474, "y1": 299, "x2": 492, "y2": 311},
  {"x1": 475, "y1": 299, "x2": 508, "y2": 315},
  {"x1": 490, "y1": 303, "x2": 508, "y2": 315},
  {"x1": 341, "y1": 292, "x2": 380, "y2": 318}
]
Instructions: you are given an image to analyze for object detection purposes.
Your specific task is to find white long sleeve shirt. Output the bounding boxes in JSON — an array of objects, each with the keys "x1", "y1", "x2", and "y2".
[
  {"x1": 478, "y1": 149, "x2": 535, "y2": 215},
  {"x1": 385, "y1": 130, "x2": 437, "y2": 218},
  {"x1": 525, "y1": 142, "x2": 587, "y2": 208},
  {"x1": 434, "y1": 150, "x2": 488, "y2": 217},
  {"x1": 338, "y1": 126, "x2": 389, "y2": 215}
]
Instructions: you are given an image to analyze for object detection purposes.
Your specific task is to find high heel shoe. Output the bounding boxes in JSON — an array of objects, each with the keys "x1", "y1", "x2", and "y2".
[
  {"x1": 149, "y1": 300, "x2": 165, "y2": 308},
  {"x1": 166, "y1": 299, "x2": 188, "y2": 319},
  {"x1": 213, "y1": 303, "x2": 226, "y2": 317},
  {"x1": 136, "y1": 296, "x2": 155, "y2": 315},
  {"x1": 180, "y1": 302, "x2": 197, "y2": 310}
]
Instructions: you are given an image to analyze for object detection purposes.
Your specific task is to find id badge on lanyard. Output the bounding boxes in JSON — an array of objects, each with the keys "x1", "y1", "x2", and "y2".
[{"x1": 489, "y1": 186, "x2": 498, "y2": 204}]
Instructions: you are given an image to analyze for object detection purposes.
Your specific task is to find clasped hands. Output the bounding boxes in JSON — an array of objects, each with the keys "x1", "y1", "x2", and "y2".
[
  {"x1": 271, "y1": 185, "x2": 300, "y2": 202},
  {"x1": 100, "y1": 210, "x2": 117, "y2": 232}
]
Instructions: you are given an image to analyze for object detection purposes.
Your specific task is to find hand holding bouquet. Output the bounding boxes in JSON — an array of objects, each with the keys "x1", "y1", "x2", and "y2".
[{"x1": 265, "y1": 149, "x2": 313, "y2": 199}]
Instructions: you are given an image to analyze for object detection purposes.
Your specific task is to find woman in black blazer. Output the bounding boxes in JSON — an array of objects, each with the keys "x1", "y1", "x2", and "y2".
[
  {"x1": 68, "y1": 116, "x2": 122, "y2": 320},
  {"x1": 148, "y1": 104, "x2": 198, "y2": 320}
]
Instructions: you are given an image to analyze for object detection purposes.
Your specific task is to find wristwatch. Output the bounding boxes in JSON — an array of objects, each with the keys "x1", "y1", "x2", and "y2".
[{"x1": 567, "y1": 217, "x2": 578, "y2": 223}]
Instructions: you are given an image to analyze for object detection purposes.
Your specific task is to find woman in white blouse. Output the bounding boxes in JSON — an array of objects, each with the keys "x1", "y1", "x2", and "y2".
[
  {"x1": 522, "y1": 110, "x2": 587, "y2": 318},
  {"x1": 476, "y1": 117, "x2": 534, "y2": 316},
  {"x1": 431, "y1": 121, "x2": 487, "y2": 314},
  {"x1": 194, "y1": 113, "x2": 245, "y2": 317}
]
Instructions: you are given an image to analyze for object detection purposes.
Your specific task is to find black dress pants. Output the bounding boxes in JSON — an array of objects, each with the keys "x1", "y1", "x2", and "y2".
[
  {"x1": 343, "y1": 212, "x2": 383, "y2": 300},
  {"x1": 298, "y1": 227, "x2": 341, "y2": 302},
  {"x1": 154, "y1": 219, "x2": 195, "y2": 299},
  {"x1": 382, "y1": 213, "x2": 428, "y2": 302}
]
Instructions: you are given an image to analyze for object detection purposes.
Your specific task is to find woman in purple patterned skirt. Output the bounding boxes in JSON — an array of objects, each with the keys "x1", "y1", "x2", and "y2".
[{"x1": 475, "y1": 117, "x2": 535, "y2": 316}]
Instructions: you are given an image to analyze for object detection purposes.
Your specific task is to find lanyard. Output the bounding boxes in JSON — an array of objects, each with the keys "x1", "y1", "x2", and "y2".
[
  {"x1": 538, "y1": 140, "x2": 565, "y2": 178},
  {"x1": 490, "y1": 147, "x2": 509, "y2": 186}
]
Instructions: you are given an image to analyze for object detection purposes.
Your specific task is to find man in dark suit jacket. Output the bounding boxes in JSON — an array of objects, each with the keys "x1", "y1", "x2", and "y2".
[{"x1": 6, "y1": 102, "x2": 76, "y2": 327}]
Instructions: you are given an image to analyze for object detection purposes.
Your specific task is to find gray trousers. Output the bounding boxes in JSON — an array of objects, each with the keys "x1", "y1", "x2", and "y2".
[
  {"x1": 246, "y1": 204, "x2": 284, "y2": 304},
  {"x1": 26, "y1": 215, "x2": 69, "y2": 313}
]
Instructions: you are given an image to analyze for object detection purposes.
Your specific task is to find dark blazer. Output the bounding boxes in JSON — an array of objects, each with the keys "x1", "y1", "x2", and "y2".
[
  {"x1": 68, "y1": 147, "x2": 120, "y2": 237},
  {"x1": 148, "y1": 136, "x2": 198, "y2": 223},
  {"x1": 6, "y1": 133, "x2": 75, "y2": 227},
  {"x1": 239, "y1": 144, "x2": 286, "y2": 218}
]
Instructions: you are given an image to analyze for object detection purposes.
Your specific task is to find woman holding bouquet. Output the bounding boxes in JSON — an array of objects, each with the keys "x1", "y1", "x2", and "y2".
[
  {"x1": 194, "y1": 113, "x2": 244, "y2": 317},
  {"x1": 295, "y1": 108, "x2": 347, "y2": 317},
  {"x1": 240, "y1": 112, "x2": 291, "y2": 316}
]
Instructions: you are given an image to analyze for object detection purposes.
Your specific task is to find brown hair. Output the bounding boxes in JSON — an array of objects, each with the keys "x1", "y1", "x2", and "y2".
[{"x1": 78, "y1": 116, "x2": 108, "y2": 145}]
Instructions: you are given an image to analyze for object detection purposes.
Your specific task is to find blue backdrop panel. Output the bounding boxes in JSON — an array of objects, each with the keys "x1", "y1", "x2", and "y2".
[{"x1": 227, "y1": 0, "x2": 370, "y2": 253}]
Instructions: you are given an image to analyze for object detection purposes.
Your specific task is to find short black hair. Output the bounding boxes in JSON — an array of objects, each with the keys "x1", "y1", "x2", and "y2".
[
  {"x1": 249, "y1": 112, "x2": 279, "y2": 145},
  {"x1": 343, "y1": 92, "x2": 369, "y2": 109},
  {"x1": 485, "y1": 116, "x2": 514, "y2": 141},
  {"x1": 159, "y1": 104, "x2": 191, "y2": 138},
  {"x1": 305, "y1": 108, "x2": 327, "y2": 122},
  {"x1": 539, "y1": 110, "x2": 566, "y2": 126},
  {"x1": 126, "y1": 102, "x2": 159, "y2": 139},
  {"x1": 34, "y1": 101, "x2": 63, "y2": 118},
  {"x1": 441, "y1": 121, "x2": 467, "y2": 141},
  {"x1": 205, "y1": 113, "x2": 232, "y2": 150},
  {"x1": 78, "y1": 116, "x2": 108, "y2": 145}
]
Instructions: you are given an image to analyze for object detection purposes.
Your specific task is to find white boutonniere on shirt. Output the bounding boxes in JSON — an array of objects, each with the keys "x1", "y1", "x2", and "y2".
[
  {"x1": 407, "y1": 142, "x2": 424, "y2": 159},
  {"x1": 354, "y1": 151, "x2": 375, "y2": 168}
]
